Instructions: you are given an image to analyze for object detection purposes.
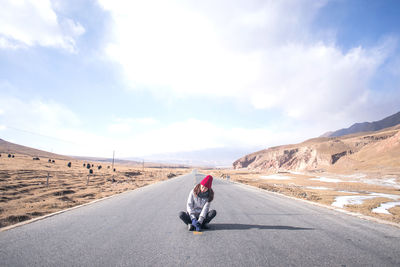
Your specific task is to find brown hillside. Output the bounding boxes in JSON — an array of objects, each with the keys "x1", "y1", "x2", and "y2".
[
  {"x1": 333, "y1": 130, "x2": 400, "y2": 172},
  {"x1": 0, "y1": 139, "x2": 71, "y2": 160},
  {"x1": 233, "y1": 125, "x2": 400, "y2": 173}
]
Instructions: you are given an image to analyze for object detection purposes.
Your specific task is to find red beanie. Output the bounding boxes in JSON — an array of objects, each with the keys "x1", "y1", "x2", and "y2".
[{"x1": 200, "y1": 175, "x2": 213, "y2": 189}]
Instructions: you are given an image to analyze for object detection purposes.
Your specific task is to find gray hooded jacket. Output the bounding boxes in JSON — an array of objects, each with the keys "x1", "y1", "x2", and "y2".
[{"x1": 186, "y1": 189, "x2": 210, "y2": 223}]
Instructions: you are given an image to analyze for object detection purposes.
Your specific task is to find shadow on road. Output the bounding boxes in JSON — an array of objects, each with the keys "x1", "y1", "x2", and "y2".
[{"x1": 208, "y1": 223, "x2": 314, "y2": 231}]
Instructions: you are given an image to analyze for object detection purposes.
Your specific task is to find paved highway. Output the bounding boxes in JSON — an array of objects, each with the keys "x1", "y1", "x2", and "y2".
[{"x1": 1, "y1": 172, "x2": 400, "y2": 266}]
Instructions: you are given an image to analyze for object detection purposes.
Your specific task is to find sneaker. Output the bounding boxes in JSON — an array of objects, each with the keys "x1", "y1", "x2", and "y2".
[{"x1": 188, "y1": 224, "x2": 194, "y2": 231}]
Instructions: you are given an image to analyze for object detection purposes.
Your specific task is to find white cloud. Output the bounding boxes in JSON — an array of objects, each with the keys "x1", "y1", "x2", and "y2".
[
  {"x1": 98, "y1": 0, "x2": 396, "y2": 126},
  {"x1": 0, "y1": 91, "x2": 287, "y2": 157},
  {"x1": 134, "y1": 118, "x2": 158, "y2": 125},
  {"x1": 116, "y1": 118, "x2": 295, "y2": 157},
  {"x1": 0, "y1": 0, "x2": 85, "y2": 52},
  {"x1": 0, "y1": 93, "x2": 114, "y2": 156},
  {"x1": 107, "y1": 117, "x2": 159, "y2": 134},
  {"x1": 0, "y1": 94, "x2": 81, "y2": 140}
]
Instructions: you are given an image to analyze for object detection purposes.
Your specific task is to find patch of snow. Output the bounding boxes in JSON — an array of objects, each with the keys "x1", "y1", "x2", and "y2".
[
  {"x1": 310, "y1": 177, "x2": 343, "y2": 183},
  {"x1": 369, "y1": 193, "x2": 400, "y2": 199},
  {"x1": 306, "y1": 186, "x2": 330, "y2": 190},
  {"x1": 372, "y1": 202, "x2": 400, "y2": 214},
  {"x1": 339, "y1": 173, "x2": 367, "y2": 179},
  {"x1": 332, "y1": 193, "x2": 400, "y2": 208},
  {"x1": 332, "y1": 195, "x2": 377, "y2": 208},
  {"x1": 372, "y1": 202, "x2": 400, "y2": 215},
  {"x1": 361, "y1": 178, "x2": 400, "y2": 189},
  {"x1": 337, "y1": 191, "x2": 360, "y2": 194},
  {"x1": 260, "y1": 175, "x2": 292, "y2": 180}
]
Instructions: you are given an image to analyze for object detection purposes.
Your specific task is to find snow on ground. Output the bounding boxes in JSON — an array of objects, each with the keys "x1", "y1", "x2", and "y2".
[
  {"x1": 306, "y1": 186, "x2": 330, "y2": 190},
  {"x1": 336, "y1": 173, "x2": 400, "y2": 188},
  {"x1": 372, "y1": 202, "x2": 400, "y2": 214},
  {"x1": 260, "y1": 175, "x2": 292, "y2": 180},
  {"x1": 337, "y1": 191, "x2": 360, "y2": 194},
  {"x1": 332, "y1": 195, "x2": 377, "y2": 208},
  {"x1": 360, "y1": 178, "x2": 400, "y2": 189},
  {"x1": 332, "y1": 193, "x2": 400, "y2": 209},
  {"x1": 310, "y1": 177, "x2": 343, "y2": 183},
  {"x1": 339, "y1": 173, "x2": 367, "y2": 179}
]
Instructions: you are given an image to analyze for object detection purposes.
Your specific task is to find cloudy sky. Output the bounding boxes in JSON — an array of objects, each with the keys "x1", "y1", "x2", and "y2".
[{"x1": 0, "y1": 0, "x2": 399, "y2": 158}]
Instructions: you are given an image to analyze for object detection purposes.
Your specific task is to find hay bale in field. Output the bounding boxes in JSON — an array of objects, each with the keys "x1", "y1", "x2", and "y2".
[
  {"x1": 98, "y1": 165, "x2": 102, "y2": 170},
  {"x1": 89, "y1": 169, "x2": 93, "y2": 174},
  {"x1": 33, "y1": 157, "x2": 40, "y2": 160},
  {"x1": 87, "y1": 164, "x2": 91, "y2": 169},
  {"x1": 67, "y1": 162, "x2": 72, "y2": 167}
]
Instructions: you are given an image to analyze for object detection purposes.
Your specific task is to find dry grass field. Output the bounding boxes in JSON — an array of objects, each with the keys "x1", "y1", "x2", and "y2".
[
  {"x1": 206, "y1": 169, "x2": 400, "y2": 224},
  {"x1": 0, "y1": 153, "x2": 188, "y2": 229}
]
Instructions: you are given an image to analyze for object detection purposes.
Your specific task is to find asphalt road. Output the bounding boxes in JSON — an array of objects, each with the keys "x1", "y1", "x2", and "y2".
[{"x1": 1, "y1": 171, "x2": 400, "y2": 266}]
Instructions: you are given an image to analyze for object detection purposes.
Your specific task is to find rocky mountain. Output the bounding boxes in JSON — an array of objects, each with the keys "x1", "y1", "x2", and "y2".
[
  {"x1": 233, "y1": 125, "x2": 400, "y2": 172},
  {"x1": 328, "y1": 111, "x2": 400, "y2": 137}
]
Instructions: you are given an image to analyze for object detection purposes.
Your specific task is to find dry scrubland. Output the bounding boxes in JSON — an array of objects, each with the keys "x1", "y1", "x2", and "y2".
[
  {"x1": 207, "y1": 169, "x2": 400, "y2": 224},
  {"x1": 0, "y1": 153, "x2": 188, "y2": 229}
]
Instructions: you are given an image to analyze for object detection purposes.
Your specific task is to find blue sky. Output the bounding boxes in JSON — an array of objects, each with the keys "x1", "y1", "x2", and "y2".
[{"x1": 0, "y1": 0, "x2": 399, "y2": 158}]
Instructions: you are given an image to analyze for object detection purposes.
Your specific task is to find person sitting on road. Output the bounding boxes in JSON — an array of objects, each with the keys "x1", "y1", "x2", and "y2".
[{"x1": 179, "y1": 175, "x2": 217, "y2": 231}]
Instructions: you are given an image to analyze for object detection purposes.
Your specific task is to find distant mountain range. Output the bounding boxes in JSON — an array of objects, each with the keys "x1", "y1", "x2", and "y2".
[
  {"x1": 325, "y1": 111, "x2": 400, "y2": 137},
  {"x1": 131, "y1": 147, "x2": 260, "y2": 168},
  {"x1": 0, "y1": 138, "x2": 256, "y2": 168}
]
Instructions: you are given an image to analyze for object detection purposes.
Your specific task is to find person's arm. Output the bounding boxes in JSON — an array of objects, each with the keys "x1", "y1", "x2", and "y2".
[
  {"x1": 186, "y1": 190, "x2": 197, "y2": 220},
  {"x1": 198, "y1": 201, "x2": 210, "y2": 224}
]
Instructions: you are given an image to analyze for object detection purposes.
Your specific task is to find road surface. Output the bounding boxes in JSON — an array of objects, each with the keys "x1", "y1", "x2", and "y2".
[{"x1": 1, "y1": 172, "x2": 400, "y2": 266}]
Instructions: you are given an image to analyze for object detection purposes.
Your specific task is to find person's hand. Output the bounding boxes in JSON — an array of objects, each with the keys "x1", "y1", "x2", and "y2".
[{"x1": 192, "y1": 219, "x2": 201, "y2": 231}]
